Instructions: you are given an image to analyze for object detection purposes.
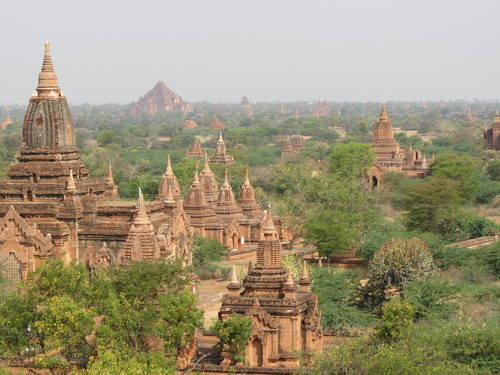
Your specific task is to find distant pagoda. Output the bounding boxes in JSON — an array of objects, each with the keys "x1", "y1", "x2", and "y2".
[
  {"x1": 130, "y1": 81, "x2": 192, "y2": 115},
  {"x1": 209, "y1": 132, "x2": 234, "y2": 164},
  {"x1": 187, "y1": 137, "x2": 204, "y2": 157},
  {"x1": 484, "y1": 112, "x2": 500, "y2": 150},
  {"x1": 210, "y1": 115, "x2": 225, "y2": 130}
]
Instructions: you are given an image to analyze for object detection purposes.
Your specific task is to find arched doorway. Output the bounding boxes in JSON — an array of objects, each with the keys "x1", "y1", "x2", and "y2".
[
  {"x1": 27, "y1": 190, "x2": 34, "y2": 202},
  {"x1": 252, "y1": 338, "x2": 263, "y2": 367},
  {"x1": 371, "y1": 176, "x2": 378, "y2": 189},
  {"x1": 232, "y1": 233, "x2": 238, "y2": 250}
]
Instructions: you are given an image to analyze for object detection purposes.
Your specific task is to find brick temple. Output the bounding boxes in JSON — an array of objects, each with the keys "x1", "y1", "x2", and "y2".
[
  {"x1": 484, "y1": 112, "x2": 500, "y2": 150},
  {"x1": 368, "y1": 104, "x2": 429, "y2": 187},
  {"x1": 209, "y1": 132, "x2": 234, "y2": 164},
  {"x1": 0, "y1": 43, "x2": 193, "y2": 286},
  {"x1": 196, "y1": 208, "x2": 322, "y2": 372},
  {"x1": 130, "y1": 81, "x2": 193, "y2": 115}
]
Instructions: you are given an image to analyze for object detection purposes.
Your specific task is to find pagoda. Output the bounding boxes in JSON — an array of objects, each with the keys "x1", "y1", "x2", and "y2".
[
  {"x1": 218, "y1": 208, "x2": 322, "y2": 368},
  {"x1": 187, "y1": 137, "x2": 204, "y2": 157},
  {"x1": 0, "y1": 43, "x2": 193, "y2": 285},
  {"x1": 184, "y1": 119, "x2": 198, "y2": 129},
  {"x1": 130, "y1": 81, "x2": 192, "y2": 115},
  {"x1": 484, "y1": 112, "x2": 500, "y2": 150},
  {"x1": 210, "y1": 132, "x2": 234, "y2": 164},
  {"x1": 368, "y1": 104, "x2": 429, "y2": 187},
  {"x1": 157, "y1": 155, "x2": 182, "y2": 201},
  {"x1": 210, "y1": 115, "x2": 225, "y2": 130},
  {"x1": 199, "y1": 152, "x2": 219, "y2": 207}
]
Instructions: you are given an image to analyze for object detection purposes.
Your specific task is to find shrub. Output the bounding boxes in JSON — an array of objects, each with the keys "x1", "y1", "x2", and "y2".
[
  {"x1": 374, "y1": 299, "x2": 415, "y2": 343},
  {"x1": 367, "y1": 238, "x2": 435, "y2": 291},
  {"x1": 192, "y1": 236, "x2": 228, "y2": 279},
  {"x1": 311, "y1": 267, "x2": 375, "y2": 330},
  {"x1": 212, "y1": 314, "x2": 253, "y2": 364},
  {"x1": 402, "y1": 278, "x2": 458, "y2": 320}
]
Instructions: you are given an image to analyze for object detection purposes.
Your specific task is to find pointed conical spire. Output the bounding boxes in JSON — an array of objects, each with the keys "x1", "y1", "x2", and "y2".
[
  {"x1": 165, "y1": 183, "x2": 175, "y2": 203},
  {"x1": 134, "y1": 188, "x2": 151, "y2": 225},
  {"x1": 66, "y1": 170, "x2": 76, "y2": 191},
  {"x1": 106, "y1": 165, "x2": 114, "y2": 185},
  {"x1": 37, "y1": 41, "x2": 60, "y2": 97},
  {"x1": 222, "y1": 168, "x2": 231, "y2": 189},
  {"x1": 218, "y1": 131, "x2": 224, "y2": 142},
  {"x1": 242, "y1": 168, "x2": 251, "y2": 187},
  {"x1": 165, "y1": 155, "x2": 174, "y2": 175},
  {"x1": 192, "y1": 169, "x2": 200, "y2": 185},
  {"x1": 379, "y1": 104, "x2": 389, "y2": 122},
  {"x1": 262, "y1": 206, "x2": 278, "y2": 236},
  {"x1": 202, "y1": 152, "x2": 212, "y2": 174},
  {"x1": 301, "y1": 261, "x2": 309, "y2": 280}
]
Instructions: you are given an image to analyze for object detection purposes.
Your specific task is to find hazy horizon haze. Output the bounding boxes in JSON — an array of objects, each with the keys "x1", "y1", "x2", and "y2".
[{"x1": 1, "y1": 0, "x2": 499, "y2": 105}]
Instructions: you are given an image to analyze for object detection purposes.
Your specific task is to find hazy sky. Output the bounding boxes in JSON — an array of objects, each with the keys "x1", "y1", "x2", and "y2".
[{"x1": 1, "y1": 0, "x2": 499, "y2": 105}]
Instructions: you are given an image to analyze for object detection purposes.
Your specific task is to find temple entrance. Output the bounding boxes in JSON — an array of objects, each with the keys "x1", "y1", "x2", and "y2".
[
  {"x1": 252, "y1": 338, "x2": 263, "y2": 367},
  {"x1": 232, "y1": 233, "x2": 238, "y2": 250},
  {"x1": 371, "y1": 176, "x2": 378, "y2": 189},
  {"x1": 27, "y1": 190, "x2": 34, "y2": 202}
]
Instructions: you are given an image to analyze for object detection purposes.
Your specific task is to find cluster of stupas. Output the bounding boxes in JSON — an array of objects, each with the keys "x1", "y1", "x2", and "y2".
[
  {"x1": 130, "y1": 80, "x2": 193, "y2": 115},
  {"x1": 0, "y1": 43, "x2": 193, "y2": 286},
  {"x1": 368, "y1": 104, "x2": 430, "y2": 187},
  {"x1": 193, "y1": 208, "x2": 322, "y2": 371},
  {"x1": 280, "y1": 133, "x2": 305, "y2": 157},
  {"x1": 210, "y1": 115, "x2": 225, "y2": 130},
  {"x1": 0, "y1": 115, "x2": 13, "y2": 130},
  {"x1": 160, "y1": 152, "x2": 290, "y2": 252},
  {"x1": 187, "y1": 133, "x2": 234, "y2": 163},
  {"x1": 484, "y1": 112, "x2": 500, "y2": 150},
  {"x1": 312, "y1": 100, "x2": 331, "y2": 117}
]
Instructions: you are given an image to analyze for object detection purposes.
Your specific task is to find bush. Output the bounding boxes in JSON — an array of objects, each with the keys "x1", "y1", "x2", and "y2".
[
  {"x1": 212, "y1": 314, "x2": 253, "y2": 364},
  {"x1": 374, "y1": 299, "x2": 415, "y2": 343},
  {"x1": 402, "y1": 278, "x2": 458, "y2": 320},
  {"x1": 367, "y1": 238, "x2": 435, "y2": 291},
  {"x1": 311, "y1": 267, "x2": 375, "y2": 330},
  {"x1": 192, "y1": 236, "x2": 228, "y2": 279}
]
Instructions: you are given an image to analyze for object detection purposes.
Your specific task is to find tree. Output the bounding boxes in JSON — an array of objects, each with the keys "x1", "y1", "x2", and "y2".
[
  {"x1": 374, "y1": 299, "x2": 415, "y2": 343},
  {"x1": 328, "y1": 142, "x2": 375, "y2": 180},
  {"x1": 486, "y1": 159, "x2": 500, "y2": 181},
  {"x1": 430, "y1": 154, "x2": 481, "y2": 202},
  {"x1": 400, "y1": 177, "x2": 463, "y2": 235},
  {"x1": 212, "y1": 314, "x2": 253, "y2": 364},
  {"x1": 360, "y1": 238, "x2": 435, "y2": 310}
]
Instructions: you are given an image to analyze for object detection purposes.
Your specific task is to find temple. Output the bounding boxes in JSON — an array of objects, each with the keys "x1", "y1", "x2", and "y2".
[
  {"x1": 280, "y1": 134, "x2": 304, "y2": 157},
  {"x1": 210, "y1": 132, "x2": 234, "y2": 164},
  {"x1": 210, "y1": 115, "x2": 225, "y2": 130},
  {"x1": 184, "y1": 119, "x2": 198, "y2": 129},
  {"x1": 368, "y1": 105, "x2": 429, "y2": 187},
  {"x1": 312, "y1": 100, "x2": 331, "y2": 117},
  {"x1": 241, "y1": 96, "x2": 253, "y2": 116},
  {"x1": 0, "y1": 115, "x2": 13, "y2": 130},
  {"x1": 215, "y1": 208, "x2": 322, "y2": 368},
  {"x1": 187, "y1": 137, "x2": 204, "y2": 157},
  {"x1": 130, "y1": 81, "x2": 192, "y2": 115},
  {"x1": 484, "y1": 112, "x2": 500, "y2": 150},
  {"x1": 0, "y1": 43, "x2": 193, "y2": 285}
]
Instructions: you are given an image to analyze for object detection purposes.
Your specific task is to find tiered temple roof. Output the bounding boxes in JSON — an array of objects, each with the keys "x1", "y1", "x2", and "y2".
[
  {"x1": 199, "y1": 152, "x2": 219, "y2": 207},
  {"x1": 187, "y1": 137, "x2": 204, "y2": 157},
  {"x1": 209, "y1": 132, "x2": 234, "y2": 164},
  {"x1": 484, "y1": 112, "x2": 500, "y2": 150},
  {"x1": 130, "y1": 81, "x2": 192, "y2": 115},
  {"x1": 157, "y1": 155, "x2": 182, "y2": 201},
  {"x1": 210, "y1": 115, "x2": 225, "y2": 130},
  {"x1": 218, "y1": 208, "x2": 322, "y2": 368},
  {"x1": 239, "y1": 169, "x2": 263, "y2": 220}
]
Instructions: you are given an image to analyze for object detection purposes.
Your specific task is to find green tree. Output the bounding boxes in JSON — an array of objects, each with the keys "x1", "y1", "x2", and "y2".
[
  {"x1": 328, "y1": 142, "x2": 375, "y2": 179},
  {"x1": 486, "y1": 159, "x2": 500, "y2": 181},
  {"x1": 212, "y1": 314, "x2": 253, "y2": 364},
  {"x1": 430, "y1": 154, "x2": 481, "y2": 202},
  {"x1": 400, "y1": 177, "x2": 463, "y2": 235},
  {"x1": 374, "y1": 299, "x2": 415, "y2": 343}
]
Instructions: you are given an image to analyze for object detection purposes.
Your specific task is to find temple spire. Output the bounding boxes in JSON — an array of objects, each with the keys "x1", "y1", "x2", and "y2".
[
  {"x1": 222, "y1": 168, "x2": 231, "y2": 189},
  {"x1": 66, "y1": 170, "x2": 76, "y2": 191},
  {"x1": 219, "y1": 131, "x2": 223, "y2": 142},
  {"x1": 202, "y1": 152, "x2": 211, "y2": 173},
  {"x1": 37, "y1": 41, "x2": 60, "y2": 97},
  {"x1": 193, "y1": 169, "x2": 200, "y2": 185},
  {"x1": 165, "y1": 183, "x2": 175, "y2": 203},
  {"x1": 244, "y1": 168, "x2": 251, "y2": 186},
  {"x1": 379, "y1": 104, "x2": 389, "y2": 122},
  {"x1": 134, "y1": 188, "x2": 151, "y2": 225},
  {"x1": 165, "y1": 155, "x2": 173, "y2": 175},
  {"x1": 106, "y1": 165, "x2": 114, "y2": 185}
]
